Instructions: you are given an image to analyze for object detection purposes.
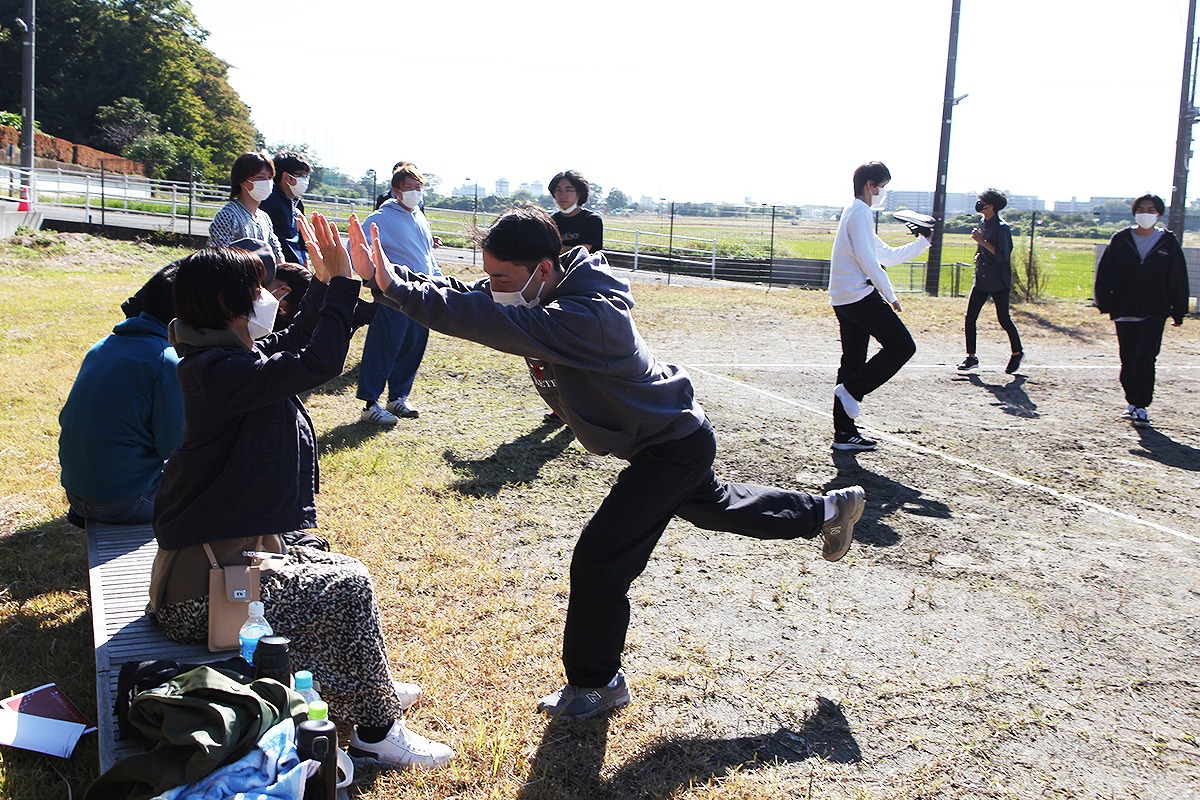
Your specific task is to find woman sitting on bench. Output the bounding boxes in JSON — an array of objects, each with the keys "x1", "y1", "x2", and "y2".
[{"x1": 147, "y1": 214, "x2": 453, "y2": 771}]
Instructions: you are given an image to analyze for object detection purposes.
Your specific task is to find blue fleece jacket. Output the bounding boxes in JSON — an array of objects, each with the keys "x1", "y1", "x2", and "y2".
[{"x1": 59, "y1": 313, "x2": 183, "y2": 502}]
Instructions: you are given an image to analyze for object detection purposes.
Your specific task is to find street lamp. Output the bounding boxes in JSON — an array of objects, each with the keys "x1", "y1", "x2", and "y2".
[
  {"x1": 466, "y1": 178, "x2": 479, "y2": 265},
  {"x1": 925, "y1": 0, "x2": 963, "y2": 296},
  {"x1": 17, "y1": 2, "x2": 35, "y2": 197}
]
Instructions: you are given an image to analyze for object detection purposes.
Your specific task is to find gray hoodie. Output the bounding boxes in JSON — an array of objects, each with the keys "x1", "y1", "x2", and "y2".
[{"x1": 379, "y1": 247, "x2": 705, "y2": 460}]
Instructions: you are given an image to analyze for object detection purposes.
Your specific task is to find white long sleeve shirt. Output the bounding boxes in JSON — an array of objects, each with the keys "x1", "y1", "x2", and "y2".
[{"x1": 828, "y1": 198, "x2": 931, "y2": 306}]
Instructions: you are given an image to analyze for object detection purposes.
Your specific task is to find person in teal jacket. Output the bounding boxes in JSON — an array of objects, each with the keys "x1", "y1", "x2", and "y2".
[{"x1": 59, "y1": 263, "x2": 183, "y2": 526}]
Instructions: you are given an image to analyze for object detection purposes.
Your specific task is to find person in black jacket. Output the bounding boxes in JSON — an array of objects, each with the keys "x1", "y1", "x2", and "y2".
[
  {"x1": 148, "y1": 214, "x2": 454, "y2": 770},
  {"x1": 956, "y1": 188, "x2": 1024, "y2": 374},
  {"x1": 1093, "y1": 193, "x2": 1190, "y2": 428}
]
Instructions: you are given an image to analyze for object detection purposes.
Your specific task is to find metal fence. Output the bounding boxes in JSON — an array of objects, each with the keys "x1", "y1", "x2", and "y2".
[{"x1": 0, "y1": 166, "x2": 1110, "y2": 300}]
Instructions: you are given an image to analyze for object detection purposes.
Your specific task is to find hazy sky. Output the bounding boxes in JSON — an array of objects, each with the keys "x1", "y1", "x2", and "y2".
[{"x1": 189, "y1": 0, "x2": 1195, "y2": 208}]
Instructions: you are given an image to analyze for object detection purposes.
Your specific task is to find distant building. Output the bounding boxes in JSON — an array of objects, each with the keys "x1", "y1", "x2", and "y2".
[
  {"x1": 495, "y1": 178, "x2": 510, "y2": 198},
  {"x1": 884, "y1": 189, "x2": 1042, "y2": 215},
  {"x1": 451, "y1": 182, "x2": 483, "y2": 198},
  {"x1": 1053, "y1": 196, "x2": 1128, "y2": 214},
  {"x1": 519, "y1": 182, "x2": 543, "y2": 196},
  {"x1": 639, "y1": 195, "x2": 657, "y2": 209}
]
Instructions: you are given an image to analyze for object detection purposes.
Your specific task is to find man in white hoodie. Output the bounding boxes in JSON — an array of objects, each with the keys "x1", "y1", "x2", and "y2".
[{"x1": 828, "y1": 161, "x2": 933, "y2": 452}]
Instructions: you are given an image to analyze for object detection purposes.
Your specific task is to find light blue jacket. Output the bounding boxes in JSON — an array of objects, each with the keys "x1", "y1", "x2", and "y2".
[{"x1": 363, "y1": 199, "x2": 440, "y2": 276}]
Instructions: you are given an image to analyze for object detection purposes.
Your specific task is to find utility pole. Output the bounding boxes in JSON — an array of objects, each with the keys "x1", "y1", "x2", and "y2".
[
  {"x1": 18, "y1": 0, "x2": 35, "y2": 191},
  {"x1": 1169, "y1": 0, "x2": 1198, "y2": 235},
  {"x1": 926, "y1": 0, "x2": 962, "y2": 296}
]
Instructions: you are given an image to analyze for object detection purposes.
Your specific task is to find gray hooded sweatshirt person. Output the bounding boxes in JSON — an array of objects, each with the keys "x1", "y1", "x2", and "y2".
[{"x1": 376, "y1": 246, "x2": 706, "y2": 459}]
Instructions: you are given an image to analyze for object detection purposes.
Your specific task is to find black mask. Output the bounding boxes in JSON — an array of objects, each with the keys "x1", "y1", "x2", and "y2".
[{"x1": 975, "y1": 200, "x2": 986, "y2": 213}]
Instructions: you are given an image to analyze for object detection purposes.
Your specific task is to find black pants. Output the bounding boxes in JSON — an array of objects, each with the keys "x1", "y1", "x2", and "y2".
[
  {"x1": 1115, "y1": 317, "x2": 1166, "y2": 408},
  {"x1": 832, "y1": 290, "x2": 916, "y2": 432},
  {"x1": 964, "y1": 287, "x2": 1022, "y2": 355},
  {"x1": 562, "y1": 419, "x2": 823, "y2": 687}
]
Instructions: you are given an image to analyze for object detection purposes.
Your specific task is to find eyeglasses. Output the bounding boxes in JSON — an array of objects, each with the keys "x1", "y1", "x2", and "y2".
[{"x1": 553, "y1": 186, "x2": 577, "y2": 196}]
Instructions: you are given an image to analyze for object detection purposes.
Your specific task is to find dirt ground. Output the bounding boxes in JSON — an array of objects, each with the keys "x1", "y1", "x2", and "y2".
[{"x1": 501, "y1": 273, "x2": 1200, "y2": 798}]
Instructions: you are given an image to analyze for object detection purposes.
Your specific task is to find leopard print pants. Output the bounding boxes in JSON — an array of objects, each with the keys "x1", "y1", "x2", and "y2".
[{"x1": 152, "y1": 545, "x2": 404, "y2": 726}]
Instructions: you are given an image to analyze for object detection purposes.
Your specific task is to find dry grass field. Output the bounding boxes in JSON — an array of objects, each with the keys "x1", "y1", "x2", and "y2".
[{"x1": 1, "y1": 232, "x2": 1198, "y2": 799}]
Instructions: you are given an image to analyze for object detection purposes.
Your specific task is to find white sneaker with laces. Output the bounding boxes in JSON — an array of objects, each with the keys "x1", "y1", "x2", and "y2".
[
  {"x1": 360, "y1": 403, "x2": 399, "y2": 426},
  {"x1": 394, "y1": 680, "x2": 421, "y2": 709},
  {"x1": 348, "y1": 719, "x2": 454, "y2": 769},
  {"x1": 1120, "y1": 404, "x2": 1136, "y2": 420},
  {"x1": 385, "y1": 398, "x2": 420, "y2": 418}
]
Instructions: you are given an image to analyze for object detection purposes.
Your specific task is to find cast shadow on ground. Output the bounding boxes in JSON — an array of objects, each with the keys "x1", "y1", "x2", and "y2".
[
  {"x1": 1132, "y1": 427, "x2": 1200, "y2": 472},
  {"x1": 954, "y1": 373, "x2": 1039, "y2": 418},
  {"x1": 316, "y1": 418, "x2": 395, "y2": 457},
  {"x1": 1015, "y1": 308, "x2": 1096, "y2": 342},
  {"x1": 829, "y1": 459, "x2": 952, "y2": 548},
  {"x1": 514, "y1": 698, "x2": 859, "y2": 800},
  {"x1": 445, "y1": 418, "x2": 576, "y2": 497},
  {"x1": 308, "y1": 362, "x2": 361, "y2": 397}
]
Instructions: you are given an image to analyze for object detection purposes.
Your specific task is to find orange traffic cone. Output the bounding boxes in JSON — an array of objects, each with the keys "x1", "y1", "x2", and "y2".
[{"x1": 17, "y1": 187, "x2": 30, "y2": 211}]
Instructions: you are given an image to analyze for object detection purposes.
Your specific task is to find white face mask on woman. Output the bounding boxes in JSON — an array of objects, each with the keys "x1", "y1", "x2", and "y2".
[
  {"x1": 1134, "y1": 212, "x2": 1159, "y2": 230},
  {"x1": 246, "y1": 179, "x2": 273, "y2": 203},
  {"x1": 492, "y1": 269, "x2": 545, "y2": 308},
  {"x1": 400, "y1": 189, "x2": 424, "y2": 209},
  {"x1": 246, "y1": 289, "x2": 280, "y2": 339}
]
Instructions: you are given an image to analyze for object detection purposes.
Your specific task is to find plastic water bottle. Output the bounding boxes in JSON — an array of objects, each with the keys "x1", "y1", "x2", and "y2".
[
  {"x1": 294, "y1": 670, "x2": 322, "y2": 707},
  {"x1": 306, "y1": 700, "x2": 329, "y2": 721},
  {"x1": 238, "y1": 601, "x2": 273, "y2": 665}
]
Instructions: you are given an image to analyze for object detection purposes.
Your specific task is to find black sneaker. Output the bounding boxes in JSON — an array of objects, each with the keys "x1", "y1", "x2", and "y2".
[
  {"x1": 956, "y1": 355, "x2": 979, "y2": 371},
  {"x1": 1005, "y1": 351, "x2": 1025, "y2": 374},
  {"x1": 537, "y1": 671, "x2": 632, "y2": 720},
  {"x1": 832, "y1": 430, "x2": 877, "y2": 451}
]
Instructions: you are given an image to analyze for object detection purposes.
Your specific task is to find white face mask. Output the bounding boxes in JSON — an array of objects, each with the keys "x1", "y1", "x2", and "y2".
[
  {"x1": 1134, "y1": 212, "x2": 1159, "y2": 230},
  {"x1": 246, "y1": 179, "x2": 273, "y2": 202},
  {"x1": 870, "y1": 185, "x2": 888, "y2": 211},
  {"x1": 557, "y1": 203, "x2": 578, "y2": 214},
  {"x1": 492, "y1": 268, "x2": 546, "y2": 308},
  {"x1": 247, "y1": 289, "x2": 280, "y2": 339},
  {"x1": 400, "y1": 189, "x2": 423, "y2": 209},
  {"x1": 289, "y1": 175, "x2": 309, "y2": 197}
]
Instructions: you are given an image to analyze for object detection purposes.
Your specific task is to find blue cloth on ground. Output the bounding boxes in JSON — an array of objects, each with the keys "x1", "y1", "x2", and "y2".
[{"x1": 151, "y1": 718, "x2": 318, "y2": 800}]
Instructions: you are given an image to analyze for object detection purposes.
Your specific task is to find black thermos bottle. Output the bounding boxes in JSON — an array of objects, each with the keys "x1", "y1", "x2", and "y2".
[
  {"x1": 296, "y1": 719, "x2": 339, "y2": 800},
  {"x1": 252, "y1": 635, "x2": 292, "y2": 684}
]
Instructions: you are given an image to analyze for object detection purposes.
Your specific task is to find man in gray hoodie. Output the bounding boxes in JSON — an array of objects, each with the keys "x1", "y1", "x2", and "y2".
[{"x1": 357, "y1": 205, "x2": 866, "y2": 719}]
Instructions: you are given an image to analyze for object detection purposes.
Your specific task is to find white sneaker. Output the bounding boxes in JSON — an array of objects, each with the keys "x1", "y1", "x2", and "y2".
[
  {"x1": 360, "y1": 403, "x2": 399, "y2": 426},
  {"x1": 834, "y1": 384, "x2": 860, "y2": 419},
  {"x1": 1131, "y1": 407, "x2": 1151, "y2": 428},
  {"x1": 385, "y1": 398, "x2": 420, "y2": 418},
  {"x1": 394, "y1": 680, "x2": 421, "y2": 709},
  {"x1": 1119, "y1": 404, "x2": 1136, "y2": 420},
  {"x1": 348, "y1": 719, "x2": 454, "y2": 769}
]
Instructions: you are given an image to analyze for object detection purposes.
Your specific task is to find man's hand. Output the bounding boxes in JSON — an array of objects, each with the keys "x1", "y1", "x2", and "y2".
[
  {"x1": 971, "y1": 228, "x2": 985, "y2": 245},
  {"x1": 892, "y1": 300, "x2": 903, "y2": 313}
]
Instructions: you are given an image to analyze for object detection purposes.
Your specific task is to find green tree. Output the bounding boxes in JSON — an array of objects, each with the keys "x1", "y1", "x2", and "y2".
[
  {"x1": 606, "y1": 188, "x2": 629, "y2": 210},
  {"x1": 95, "y1": 97, "x2": 160, "y2": 150}
]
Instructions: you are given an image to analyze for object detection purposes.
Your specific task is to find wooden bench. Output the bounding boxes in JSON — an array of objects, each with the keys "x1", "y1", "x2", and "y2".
[{"x1": 85, "y1": 521, "x2": 218, "y2": 772}]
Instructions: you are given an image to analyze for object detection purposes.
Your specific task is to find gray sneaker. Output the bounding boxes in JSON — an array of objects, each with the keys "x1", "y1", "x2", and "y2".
[
  {"x1": 537, "y1": 671, "x2": 631, "y2": 720},
  {"x1": 822, "y1": 485, "x2": 865, "y2": 562}
]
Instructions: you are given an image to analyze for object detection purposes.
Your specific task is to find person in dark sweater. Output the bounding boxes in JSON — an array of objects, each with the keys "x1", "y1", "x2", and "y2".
[
  {"x1": 59, "y1": 262, "x2": 183, "y2": 526},
  {"x1": 259, "y1": 150, "x2": 311, "y2": 265},
  {"x1": 353, "y1": 204, "x2": 866, "y2": 721},
  {"x1": 1093, "y1": 193, "x2": 1189, "y2": 428},
  {"x1": 549, "y1": 169, "x2": 603, "y2": 253},
  {"x1": 957, "y1": 188, "x2": 1024, "y2": 374},
  {"x1": 148, "y1": 215, "x2": 453, "y2": 770}
]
